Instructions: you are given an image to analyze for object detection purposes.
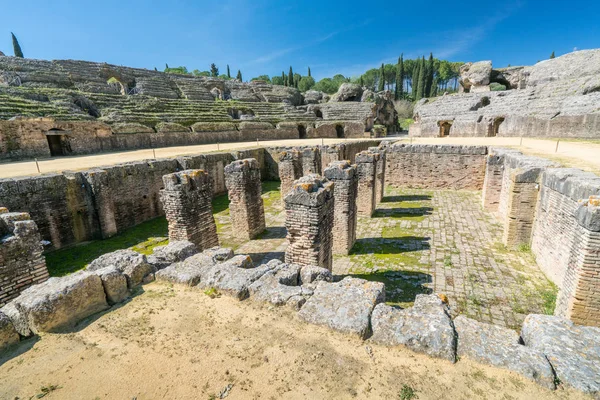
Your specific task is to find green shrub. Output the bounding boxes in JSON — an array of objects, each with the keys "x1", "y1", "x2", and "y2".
[{"x1": 490, "y1": 82, "x2": 507, "y2": 91}]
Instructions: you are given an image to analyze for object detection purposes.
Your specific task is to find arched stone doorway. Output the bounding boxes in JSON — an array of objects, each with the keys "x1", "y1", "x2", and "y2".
[
  {"x1": 45, "y1": 128, "x2": 72, "y2": 157},
  {"x1": 335, "y1": 125, "x2": 345, "y2": 138},
  {"x1": 438, "y1": 121, "x2": 452, "y2": 137},
  {"x1": 489, "y1": 117, "x2": 505, "y2": 137}
]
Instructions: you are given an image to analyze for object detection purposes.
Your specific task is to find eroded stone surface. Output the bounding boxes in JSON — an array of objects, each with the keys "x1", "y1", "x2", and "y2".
[
  {"x1": 298, "y1": 277, "x2": 385, "y2": 339},
  {"x1": 87, "y1": 249, "x2": 155, "y2": 288},
  {"x1": 149, "y1": 240, "x2": 199, "y2": 269},
  {"x1": 454, "y1": 315, "x2": 555, "y2": 389},
  {"x1": 0, "y1": 302, "x2": 30, "y2": 337},
  {"x1": 521, "y1": 314, "x2": 600, "y2": 395},
  {"x1": 92, "y1": 266, "x2": 129, "y2": 305},
  {"x1": 248, "y1": 261, "x2": 312, "y2": 308},
  {"x1": 0, "y1": 311, "x2": 19, "y2": 351},
  {"x1": 13, "y1": 271, "x2": 108, "y2": 334},
  {"x1": 371, "y1": 294, "x2": 457, "y2": 362},
  {"x1": 155, "y1": 247, "x2": 234, "y2": 286}
]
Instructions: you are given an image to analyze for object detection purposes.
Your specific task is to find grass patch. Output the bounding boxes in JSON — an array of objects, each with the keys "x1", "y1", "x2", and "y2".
[
  {"x1": 45, "y1": 217, "x2": 168, "y2": 277},
  {"x1": 538, "y1": 282, "x2": 558, "y2": 315},
  {"x1": 399, "y1": 384, "x2": 418, "y2": 400},
  {"x1": 350, "y1": 269, "x2": 432, "y2": 308},
  {"x1": 204, "y1": 287, "x2": 221, "y2": 298}
]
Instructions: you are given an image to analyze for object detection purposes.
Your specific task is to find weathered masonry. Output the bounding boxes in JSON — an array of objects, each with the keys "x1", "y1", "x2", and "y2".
[
  {"x1": 284, "y1": 175, "x2": 334, "y2": 270},
  {"x1": 277, "y1": 149, "x2": 303, "y2": 201},
  {"x1": 160, "y1": 169, "x2": 219, "y2": 250},
  {"x1": 355, "y1": 150, "x2": 379, "y2": 216},
  {"x1": 369, "y1": 146, "x2": 386, "y2": 205},
  {"x1": 224, "y1": 158, "x2": 266, "y2": 240},
  {"x1": 0, "y1": 208, "x2": 49, "y2": 306},
  {"x1": 323, "y1": 161, "x2": 358, "y2": 255}
]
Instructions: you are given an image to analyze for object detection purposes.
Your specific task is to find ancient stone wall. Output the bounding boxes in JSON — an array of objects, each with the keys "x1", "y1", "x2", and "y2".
[
  {"x1": 284, "y1": 175, "x2": 334, "y2": 270},
  {"x1": 530, "y1": 169, "x2": 600, "y2": 326},
  {"x1": 323, "y1": 161, "x2": 358, "y2": 255},
  {"x1": 369, "y1": 146, "x2": 386, "y2": 204},
  {"x1": 0, "y1": 209, "x2": 49, "y2": 306},
  {"x1": 277, "y1": 149, "x2": 303, "y2": 201},
  {"x1": 355, "y1": 151, "x2": 378, "y2": 216},
  {"x1": 385, "y1": 144, "x2": 487, "y2": 190},
  {"x1": 224, "y1": 159, "x2": 265, "y2": 240},
  {"x1": 160, "y1": 170, "x2": 218, "y2": 250}
]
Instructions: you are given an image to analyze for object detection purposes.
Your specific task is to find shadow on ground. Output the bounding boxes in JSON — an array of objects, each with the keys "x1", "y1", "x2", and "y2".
[
  {"x1": 348, "y1": 270, "x2": 433, "y2": 307},
  {"x1": 247, "y1": 251, "x2": 285, "y2": 265},
  {"x1": 373, "y1": 207, "x2": 434, "y2": 219},
  {"x1": 350, "y1": 236, "x2": 430, "y2": 255},
  {"x1": 256, "y1": 226, "x2": 287, "y2": 240},
  {"x1": 381, "y1": 194, "x2": 432, "y2": 203}
]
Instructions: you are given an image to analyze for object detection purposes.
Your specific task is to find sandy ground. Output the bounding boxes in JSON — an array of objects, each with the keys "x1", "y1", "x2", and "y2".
[
  {"x1": 1, "y1": 136, "x2": 599, "y2": 179},
  {"x1": 0, "y1": 282, "x2": 587, "y2": 400}
]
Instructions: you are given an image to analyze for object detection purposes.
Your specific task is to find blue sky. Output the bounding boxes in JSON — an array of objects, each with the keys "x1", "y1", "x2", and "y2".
[{"x1": 1, "y1": 0, "x2": 598, "y2": 80}]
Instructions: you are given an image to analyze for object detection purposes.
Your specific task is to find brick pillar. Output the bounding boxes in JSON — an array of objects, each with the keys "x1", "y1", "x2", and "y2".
[
  {"x1": 284, "y1": 174, "x2": 334, "y2": 270},
  {"x1": 0, "y1": 208, "x2": 49, "y2": 306},
  {"x1": 502, "y1": 167, "x2": 543, "y2": 248},
  {"x1": 355, "y1": 151, "x2": 378, "y2": 216},
  {"x1": 224, "y1": 158, "x2": 266, "y2": 240},
  {"x1": 323, "y1": 161, "x2": 358, "y2": 255},
  {"x1": 556, "y1": 196, "x2": 600, "y2": 326},
  {"x1": 277, "y1": 149, "x2": 302, "y2": 202},
  {"x1": 160, "y1": 169, "x2": 218, "y2": 250},
  {"x1": 320, "y1": 144, "x2": 345, "y2": 173},
  {"x1": 369, "y1": 146, "x2": 386, "y2": 204},
  {"x1": 481, "y1": 149, "x2": 510, "y2": 211},
  {"x1": 301, "y1": 147, "x2": 321, "y2": 176}
]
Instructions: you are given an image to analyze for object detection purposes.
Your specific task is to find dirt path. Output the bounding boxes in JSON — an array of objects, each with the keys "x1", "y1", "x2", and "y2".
[{"x1": 0, "y1": 283, "x2": 585, "y2": 400}]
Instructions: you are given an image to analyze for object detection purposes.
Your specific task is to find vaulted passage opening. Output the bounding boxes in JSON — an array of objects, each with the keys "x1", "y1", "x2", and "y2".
[
  {"x1": 438, "y1": 121, "x2": 452, "y2": 137},
  {"x1": 298, "y1": 124, "x2": 307, "y2": 139},
  {"x1": 335, "y1": 125, "x2": 345, "y2": 138},
  {"x1": 45, "y1": 129, "x2": 72, "y2": 157},
  {"x1": 489, "y1": 117, "x2": 505, "y2": 137}
]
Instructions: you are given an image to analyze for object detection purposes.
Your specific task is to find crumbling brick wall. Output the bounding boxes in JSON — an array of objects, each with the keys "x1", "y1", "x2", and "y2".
[
  {"x1": 355, "y1": 151, "x2": 378, "y2": 216},
  {"x1": 224, "y1": 158, "x2": 265, "y2": 240},
  {"x1": 277, "y1": 149, "x2": 303, "y2": 202},
  {"x1": 369, "y1": 146, "x2": 386, "y2": 204},
  {"x1": 284, "y1": 175, "x2": 334, "y2": 270},
  {"x1": 0, "y1": 208, "x2": 49, "y2": 306},
  {"x1": 160, "y1": 169, "x2": 218, "y2": 250},
  {"x1": 323, "y1": 161, "x2": 358, "y2": 255}
]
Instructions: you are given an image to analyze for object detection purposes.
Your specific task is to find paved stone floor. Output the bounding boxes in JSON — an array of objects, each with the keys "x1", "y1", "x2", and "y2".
[{"x1": 214, "y1": 182, "x2": 557, "y2": 330}]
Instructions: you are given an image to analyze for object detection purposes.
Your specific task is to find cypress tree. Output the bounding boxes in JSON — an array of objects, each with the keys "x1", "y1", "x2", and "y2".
[
  {"x1": 378, "y1": 63, "x2": 385, "y2": 91},
  {"x1": 11, "y1": 33, "x2": 23, "y2": 58},
  {"x1": 419, "y1": 57, "x2": 427, "y2": 100},
  {"x1": 395, "y1": 54, "x2": 404, "y2": 100},
  {"x1": 288, "y1": 67, "x2": 294, "y2": 88},
  {"x1": 227, "y1": 65, "x2": 231, "y2": 78},
  {"x1": 308, "y1": 67, "x2": 311, "y2": 77},
  {"x1": 210, "y1": 63, "x2": 219, "y2": 77},
  {"x1": 165, "y1": 63, "x2": 169, "y2": 69},
  {"x1": 550, "y1": 51, "x2": 555, "y2": 59},
  {"x1": 236, "y1": 70, "x2": 242, "y2": 81},
  {"x1": 360, "y1": 76, "x2": 364, "y2": 87},
  {"x1": 412, "y1": 61, "x2": 421, "y2": 98},
  {"x1": 281, "y1": 71, "x2": 286, "y2": 86},
  {"x1": 425, "y1": 53, "x2": 434, "y2": 97}
]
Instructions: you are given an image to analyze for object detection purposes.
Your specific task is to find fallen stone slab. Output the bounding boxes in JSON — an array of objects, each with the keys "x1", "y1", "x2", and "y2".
[
  {"x1": 0, "y1": 311, "x2": 19, "y2": 352},
  {"x1": 13, "y1": 271, "x2": 108, "y2": 334},
  {"x1": 0, "y1": 302, "x2": 31, "y2": 337},
  {"x1": 87, "y1": 249, "x2": 155, "y2": 288},
  {"x1": 147, "y1": 240, "x2": 199, "y2": 269},
  {"x1": 521, "y1": 314, "x2": 600, "y2": 395},
  {"x1": 370, "y1": 294, "x2": 457, "y2": 362},
  {"x1": 92, "y1": 266, "x2": 129, "y2": 305},
  {"x1": 299, "y1": 265, "x2": 333, "y2": 284},
  {"x1": 155, "y1": 247, "x2": 235, "y2": 286},
  {"x1": 454, "y1": 315, "x2": 555, "y2": 389},
  {"x1": 297, "y1": 277, "x2": 385, "y2": 339},
  {"x1": 248, "y1": 261, "x2": 314, "y2": 309},
  {"x1": 196, "y1": 255, "x2": 276, "y2": 300}
]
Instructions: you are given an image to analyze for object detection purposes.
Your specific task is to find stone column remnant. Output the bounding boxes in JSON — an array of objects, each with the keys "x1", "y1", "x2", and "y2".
[
  {"x1": 0, "y1": 208, "x2": 49, "y2": 306},
  {"x1": 355, "y1": 150, "x2": 379, "y2": 216},
  {"x1": 301, "y1": 147, "x2": 322, "y2": 176},
  {"x1": 224, "y1": 158, "x2": 266, "y2": 240},
  {"x1": 323, "y1": 161, "x2": 358, "y2": 255},
  {"x1": 284, "y1": 174, "x2": 334, "y2": 270},
  {"x1": 320, "y1": 143, "x2": 345, "y2": 173},
  {"x1": 160, "y1": 169, "x2": 218, "y2": 250},
  {"x1": 369, "y1": 146, "x2": 386, "y2": 204},
  {"x1": 277, "y1": 149, "x2": 302, "y2": 202}
]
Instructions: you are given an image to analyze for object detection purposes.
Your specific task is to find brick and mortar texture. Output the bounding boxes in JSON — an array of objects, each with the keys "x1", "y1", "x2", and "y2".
[
  {"x1": 530, "y1": 168, "x2": 600, "y2": 326},
  {"x1": 323, "y1": 161, "x2": 358, "y2": 255},
  {"x1": 301, "y1": 147, "x2": 321, "y2": 176},
  {"x1": 284, "y1": 174, "x2": 334, "y2": 270},
  {"x1": 369, "y1": 146, "x2": 386, "y2": 204},
  {"x1": 159, "y1": 169, "x2": 219, "y2": 250},
  {"x1": 385, "y1": 144, "x2": 487, "y2": 189},
  {"x1": 277, "y1": 149, "x2": 303, "y2": 203},
  {"x1": 224, "y1": 158, "x2": 266, "y2": 240},
  {"x1": 355, "y1": 150, "x2": 378, "y2": 216},
  {"x1": 0, "y1": 208, "x2": 49, "y2": 306}
]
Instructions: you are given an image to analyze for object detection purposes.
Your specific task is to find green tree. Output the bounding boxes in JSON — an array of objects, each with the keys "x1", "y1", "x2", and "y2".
[
  {"x1": 193, "y1": 70, "x2": 211, "y2": 77},
  {"x1": 395, "y1": 54, "x2": 404, "y2": 100},
  {"x1": 227, "y1": 65, "x2": 231, "y2": 78},
  {"x1": 419, "y1": 57, "x2": 427, "y2": 99},
  {"x1": 313, "y1": 78, "x2": 339, "y2": 94},
  {"x1": 550, "y1": 51, "x2": 555, "y2": 59},
  {"x1": 165, "y1": 63, "x2": 169, "y2": 69},
  {"x1": 218, "y1": 74, "x2": 229, "y2": 80},
  {"x1": 384, "y1": 64, "x2": 396, "y2": 90},
  {"x1": 293, "y1": 73, "x2": 301, "y2": 88},
  {"x1": 210, "y1": 63, "x2": 219, "y2": 77},
  {"x1": 251, "y1": 75, "x2": 271, "y2": 83},
  {"x1": 360, "y1": 76, "x2": 364, "y2": 87},
  {"x1": 288, "y1": 66, "x2": 294, "y2": 88},
  {"x1": 271, "y1": 76, "x2": 284, "y2": 85},
  {"x1": 281, "y1": 71, "x2": 286, "y2": 86},
  {"x1": 412, "y1": 61, "x2": 421, "y2": 97},
  {"x1": 236, "y1": 70, "x2": 242, "y2": 81},
  {"x1": 165, "y1": 66, "x2": 189, "y2": 75},
  {"x1": 308, "y1": 66, "x2": 311, "y2": 77},
  {"x1": 378, "y1": 63, "x2": 385, "y2": 91},
  {"x1": 298, "y1": 76, "x2": 316, "y2": 91},
  {"x1": 425, "y1": 53, "x2": 435, "y2": 97},
  {"x1": 11, "y1": 33, "x2": 23, "y2": 58}
]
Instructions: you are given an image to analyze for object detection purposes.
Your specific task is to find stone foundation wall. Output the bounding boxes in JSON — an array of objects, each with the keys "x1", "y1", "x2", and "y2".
[
  {"x1": 0, "y1": 209, "x2": 49, "y2": 306},
  {"x1": 224, "y1": 159, "x2": 265, "y2": 240},
  {"x1": 160, "y1": 170, "x2": 218, "y2": 250},
  {"x1": 284, "y1": 175, "x2": 334, "y2": 270},
  {"x1": 323, "y1": 161, "x2": 358, "y2": 255},
  {"x1": 385, "y1": 144, "x2": 488, "y2": 189}
]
